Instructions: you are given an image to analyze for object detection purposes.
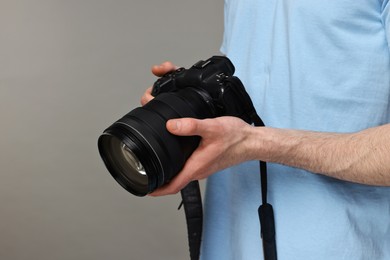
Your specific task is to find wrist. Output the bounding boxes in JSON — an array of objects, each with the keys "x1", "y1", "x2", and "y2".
[
  {"x1": 246, "y1": 126, "x2": 282, "y2": 162},
  {"x1": 248, "y1": 127, "x2": 309, "y2": 165}
]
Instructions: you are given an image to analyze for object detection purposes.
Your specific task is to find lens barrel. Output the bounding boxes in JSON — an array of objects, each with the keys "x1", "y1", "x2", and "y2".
[{"x1": 98, "y1": 87, "x2": 215, "y2": 196}]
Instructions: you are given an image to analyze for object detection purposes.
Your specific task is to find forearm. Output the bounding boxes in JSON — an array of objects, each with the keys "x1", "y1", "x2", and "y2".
[{"x1": 250, "y1": 124, "x2": 390, "y2": 186}]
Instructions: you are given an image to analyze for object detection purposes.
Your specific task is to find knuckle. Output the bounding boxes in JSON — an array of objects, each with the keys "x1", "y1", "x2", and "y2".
[{"x1": 185, "y1": 119, "x2": 198, "y2": 132}]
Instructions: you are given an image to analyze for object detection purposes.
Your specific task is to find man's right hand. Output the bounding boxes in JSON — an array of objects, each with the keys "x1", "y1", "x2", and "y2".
[{"x1": 140, "y1": 61, "x2": 178, "y2": 106}]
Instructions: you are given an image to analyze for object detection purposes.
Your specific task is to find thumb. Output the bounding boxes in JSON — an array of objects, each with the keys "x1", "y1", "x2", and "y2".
[{"x1": 166, "y1": 118, "x2": 201, "y2": 136}]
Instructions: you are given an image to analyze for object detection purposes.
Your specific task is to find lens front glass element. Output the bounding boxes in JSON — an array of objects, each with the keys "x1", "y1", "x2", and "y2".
[
  {"x1": 100, "y1": 134, "x2": 149, "y2": 195},
  {"x1": 121, "y1": 142, "x2": 146, "y2": 176}
]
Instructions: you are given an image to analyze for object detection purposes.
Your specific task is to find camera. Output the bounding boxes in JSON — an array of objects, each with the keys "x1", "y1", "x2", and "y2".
[{"x1": 98, "y1": 56, "x2": 258, "y2": 196}]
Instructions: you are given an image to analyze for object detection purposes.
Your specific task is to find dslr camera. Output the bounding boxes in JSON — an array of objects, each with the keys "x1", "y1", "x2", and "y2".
[{"x1": 98, "y1": 56, "x2": 258, "y2": 196}]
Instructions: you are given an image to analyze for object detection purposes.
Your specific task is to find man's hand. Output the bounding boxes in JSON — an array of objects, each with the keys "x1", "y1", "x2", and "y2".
[{"x1": 149, "y1": 117, "x2": 257, "y2": 196}]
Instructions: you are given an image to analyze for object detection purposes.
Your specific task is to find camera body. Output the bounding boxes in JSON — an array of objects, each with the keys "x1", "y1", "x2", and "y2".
[
  {"x1": 98, "y1": 56, "x2": 258, "y2": 196},
  {"x1": 152, "y1": 56, "x2": 256, "y2": 124}
]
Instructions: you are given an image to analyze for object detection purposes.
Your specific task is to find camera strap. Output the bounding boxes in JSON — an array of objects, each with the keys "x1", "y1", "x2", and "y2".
[
  {"x1": 179, "y1": 113, "x2": 277, "y2": 260},
  {"x1": 180, "y1": 181, "x2": 203, "y2": 260},
  {"x1": 252, "y1": 116, "x2": 278, "y2": 260}
]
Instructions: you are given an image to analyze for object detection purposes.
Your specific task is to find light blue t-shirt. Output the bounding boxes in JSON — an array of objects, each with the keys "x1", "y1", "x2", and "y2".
[{"x1": 201, "y1": 1, "x2": 390, "y2": 259}]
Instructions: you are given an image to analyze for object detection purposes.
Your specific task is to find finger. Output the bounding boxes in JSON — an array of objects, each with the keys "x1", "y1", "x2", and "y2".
[
  {"x1": 151, "y1": 61, "x2": 178, "y2": 77},
  {"x1": 140, "y1": 87, "x2": 153, "y2": 105},
  {"x1": 148, "y1": 169, "x2": 192, "y2": 196},
  {"x1": 167, "y1": 118, "x2": 213, "y2": 137}
]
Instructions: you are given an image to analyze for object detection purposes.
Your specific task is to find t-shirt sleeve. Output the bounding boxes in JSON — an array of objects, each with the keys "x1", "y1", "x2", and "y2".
[{"x1": 382, "y1": 0, "x2": 390, "y2": 52}]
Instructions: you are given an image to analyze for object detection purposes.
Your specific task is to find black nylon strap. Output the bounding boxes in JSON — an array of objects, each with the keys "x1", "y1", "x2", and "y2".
[
  {"x1": 252, "y1": 114, "x2": 278, "y2": 260},
  {"x1": 180, "y1": 181, "x2": 203, "y2": 260},
  {"x1": 259, "y1": 203, "x2": 277, "y2": 260}
]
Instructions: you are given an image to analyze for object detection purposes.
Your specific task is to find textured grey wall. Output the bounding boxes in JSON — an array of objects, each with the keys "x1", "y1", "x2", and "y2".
[{"x1": 0, "y1": 1, "x2": 223, "y2": 259}]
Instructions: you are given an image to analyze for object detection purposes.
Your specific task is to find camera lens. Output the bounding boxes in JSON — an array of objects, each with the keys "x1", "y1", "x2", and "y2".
[
  {"x1": 98, "y1": 132, "x2": 153, "y2": 195},
  {"x1": 98, "y1": 87, "x2": 215, "y2": 196}
]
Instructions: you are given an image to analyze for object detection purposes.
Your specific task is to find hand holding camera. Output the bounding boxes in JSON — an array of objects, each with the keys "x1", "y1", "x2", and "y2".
[{"x1": 150, "y1": 115, "x2": 256, "y2": 196}]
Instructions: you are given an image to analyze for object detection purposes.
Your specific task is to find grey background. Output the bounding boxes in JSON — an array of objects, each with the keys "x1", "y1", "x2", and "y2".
[{"x1": 0, "y1": 1, "x2": 223, "y2": 259}]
